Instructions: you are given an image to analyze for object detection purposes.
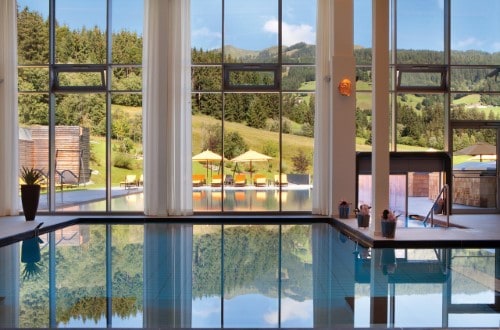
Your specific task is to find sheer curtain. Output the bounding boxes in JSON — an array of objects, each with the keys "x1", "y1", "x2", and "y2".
[
  {"x1": 312, "y1": 0, "x2": 333, "y2": 215},
  {"x1": 142, "y1": 0, "x2": 192, "y2": 216},
  {"x1": 0, "y1": 0, "x2": 20, "y2": 216}
]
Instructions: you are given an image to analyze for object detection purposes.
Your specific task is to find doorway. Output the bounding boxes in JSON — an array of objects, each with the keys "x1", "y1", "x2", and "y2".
[{"x1": 452, "y1": 126, "x2": 499, "y2": 213}]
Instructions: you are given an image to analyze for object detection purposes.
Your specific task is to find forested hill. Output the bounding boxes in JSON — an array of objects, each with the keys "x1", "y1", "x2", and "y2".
[{"x1": 196, "y1": 42, "x2": 500, "y2": 66}]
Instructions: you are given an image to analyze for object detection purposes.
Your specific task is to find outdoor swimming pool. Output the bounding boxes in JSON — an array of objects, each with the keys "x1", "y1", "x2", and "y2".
[{"x1": 0, "y1": 222, "x2": 498, "y2": 328}]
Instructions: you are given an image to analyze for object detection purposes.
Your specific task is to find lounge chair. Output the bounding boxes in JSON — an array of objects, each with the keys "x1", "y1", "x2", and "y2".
[
  {"x1": 211, "y1": 174, "x2": 223, "y2": 187},
  {"x1": 234, "y1": 174, "x2": 247, "y2": 186},
  {"x1": 274, "y1": 173, "x2": 288, "y2": 186},
  {"x1": 253, "y1": 173, "x2": 267, "y2": 187},
  {"x1": 120, "y1": 174, "x2": 137, "y2": 189},
  {"x1": 192, "y1": 174, "x2": 206, "y2": 187},
  {"x1": 59, "y1": 169, "x2": 80, "y2": 189}
]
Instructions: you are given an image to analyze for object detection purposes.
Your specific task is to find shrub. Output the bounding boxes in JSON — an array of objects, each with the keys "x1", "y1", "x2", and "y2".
[{"x1": 113, "y1": 153, "x2": 135, "y2": 170}]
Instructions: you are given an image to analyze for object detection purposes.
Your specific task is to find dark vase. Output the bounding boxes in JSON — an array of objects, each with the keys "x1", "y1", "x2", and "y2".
[
  {"x1": 21, "y1": 184, "x2": 41, "y2": 221},
  {"x1": 357, "y1": 214, "x2": 370, "y2": 227},
  {"x1": 381, "y1": 220, "x2": 396, "y2": 238}
]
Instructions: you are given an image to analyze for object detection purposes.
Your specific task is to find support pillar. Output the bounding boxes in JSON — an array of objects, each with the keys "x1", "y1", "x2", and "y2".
[{"x1": 371, "y1": 0, "x2": 390, "y2": 235}]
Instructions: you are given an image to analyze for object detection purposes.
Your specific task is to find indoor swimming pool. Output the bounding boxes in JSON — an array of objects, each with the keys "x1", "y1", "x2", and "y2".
[{"x1": 0, "y1": 222, "x2": 498, "y2": 329}]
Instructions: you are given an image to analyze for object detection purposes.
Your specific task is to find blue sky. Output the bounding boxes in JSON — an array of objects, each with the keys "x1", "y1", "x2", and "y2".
[
  {"x1": 18, "y1": 0, "x2": 500, "y2": 53},
  {"x1": 18, "y1": 0, "x2": 144, "y2": 33}
]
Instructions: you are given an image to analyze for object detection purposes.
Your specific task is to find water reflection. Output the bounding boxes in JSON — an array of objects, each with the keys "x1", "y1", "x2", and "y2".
[
  {"x1": 0, "y1": 223, "x2": 498, "y2": 328},
  {"x1": 193, "y1": 187, "x2": 312, "y2": 211}
]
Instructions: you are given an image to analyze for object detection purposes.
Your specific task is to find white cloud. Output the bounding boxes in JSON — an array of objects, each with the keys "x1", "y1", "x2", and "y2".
[
  {"x1": 192, "y1": 27, "x2": 221, "y2": 40},
  {"x1": 454, "y1": 37, "x2": 484, "y2": 50},
  {"x1": 492, "y1": 42, "x2": 500, "y2": 52},
  {"x1": 263, "y1": 19, "x2": 315, "y2": 46},
  {"x1": 263, "y1": 298, "x2": 313, "y2": 325}
]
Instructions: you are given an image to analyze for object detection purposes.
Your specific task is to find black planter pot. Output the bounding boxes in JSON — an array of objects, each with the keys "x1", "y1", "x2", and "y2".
[
  {"x1": 381, "y1": 220, "x2": 396, "y2": 238},
  {"x1": 21, "y1": 184, "x2": 41, "y2": 221},
  {"x1": 357, "y1": 214, "x2": 370, "y2": 228}
]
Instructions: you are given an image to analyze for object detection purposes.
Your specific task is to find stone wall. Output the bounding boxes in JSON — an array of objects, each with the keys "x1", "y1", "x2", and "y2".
[{"x1": 453, "y1": 172, "x2": 496, "y2": 207}]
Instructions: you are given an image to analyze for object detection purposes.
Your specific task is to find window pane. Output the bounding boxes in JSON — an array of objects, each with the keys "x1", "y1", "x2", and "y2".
[
  {"x1": 282, "y1": 65, "x2": 315, "y2": 91},
  {"x1": 451, "y1": 67, "x2": 500, "y2": 92},
  {"x1": 281, "y1": 93, "x2": 313, "y2": 212},
  {"x1": 222, "y1": 93, "x2": 279, "y2": 212},
  {"x1": 396, "y1": 0, "x2": 444, "y2": 64},
  {"x1": 451, "y1": 94, "x2": 500, "y2": 120},
  {"x1": 453, "y1": 129, "x2": 497, "y2": 210},
  {"x1": 396, "y1": 93, "x2": 445, "y2": 151},
  {"x1": 55, "y1": 0, "x2": 107, "y2": 64},
  {"x1": 111, "y1": 98, "x2": 143, "y2": 212},
  {"x1": 112, "y1": 0, "x2": 143, "y2": 64},
  {"x1": 17, "y1": 4, "x2": 49, "y2": 65},
  {"x1": 54, "y1": 94, "x2": 106, "y2": 212},
  {"x1": 192, "y1": 94, "x2": 223, "y2": 212},
  {"x1": 19, "y1": 94, "x2": 49, "y2": 213},
  {"x1": 111, "y1": 67, "x2": 142, "y2": 91},
  {"x1": 451, "y1": 0, "x2": 500, "y2": 64},
  {"x1": 18, "y1": 67, "x2": 49, "y2": 92},
  {"x1": 192, "y1": 66, "x2": 222, "y2": 91},
  {"x1": 224, "y1": 0, "x2": 278, "y2": 63},
  {"x1": 356, "y1": 93, "x2": 372, "y2": 152},
  {"x1": 354, "y1": 0, "x2": 372, "y2": 65},
  {"x1": 282, "y1": 0, "x2": 316, "y2": 64},
  {"x1": 191, "y1": 0, "x2": 222, "y2": 63}
]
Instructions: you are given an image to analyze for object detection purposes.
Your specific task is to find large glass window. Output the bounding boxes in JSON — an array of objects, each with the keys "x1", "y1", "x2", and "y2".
[
  {"x1": 191, "y1": 0, "x2": 316, "y2": 212},
  {"x1": 17, "y1": 0, "x2": 143, "y2": 213}
]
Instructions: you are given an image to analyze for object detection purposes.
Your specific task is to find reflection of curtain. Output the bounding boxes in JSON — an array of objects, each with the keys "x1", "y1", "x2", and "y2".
[
  {"x1": 0, "y1": 243, "x2": 20, "y2": 327},
  {"x1": 143, "y1": 224, "x2": 193, "y2": 327},
  {"x1": 312, "y1": 0, "x2": 333, "y2": 215},
  {"x1": 0, "y1": 0, "x2": 19, "y2": 216},
  {"x1": 142, "y1": 0, "x2": 192, "y2": 215}
]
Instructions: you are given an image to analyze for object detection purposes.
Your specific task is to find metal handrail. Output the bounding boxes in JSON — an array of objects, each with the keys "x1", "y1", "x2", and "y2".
[{"x1": 423, "y1": 184, "x2": 450, "y2": 228}]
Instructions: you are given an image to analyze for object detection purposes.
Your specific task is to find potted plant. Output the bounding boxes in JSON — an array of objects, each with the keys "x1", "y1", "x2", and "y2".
[
  {"x1": 381, "y1": 209, "x2": 399, "y2": 238},
  {"x1": 20, "y1": 167, "x2": 43, "y2": 221},
  {"x1": 338, "y1": 199, "x2": 351, "y2": 219},
  {"x1": 355, "y1": 204, "x2": 371, "y2": 228}
]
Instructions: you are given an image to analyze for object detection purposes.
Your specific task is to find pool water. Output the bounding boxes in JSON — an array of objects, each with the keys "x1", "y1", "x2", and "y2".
[{"x1": 0, "y1": 223, "x2": 498, "y2": 328}]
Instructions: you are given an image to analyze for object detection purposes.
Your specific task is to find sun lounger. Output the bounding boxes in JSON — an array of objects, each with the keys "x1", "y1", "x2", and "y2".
[
  {"x1": 211, "y1": 174, "x2": 223, "y2": 187},
  {"x1": 253, "y1": 173, "x2": 267, "y2": 187},
  {"x1": 120, "y1": 174, "x2": 137, "y2": 189},
  {"x1": 274, "y1": 173, "x2": 288, "y2": 186},
  {"x1": 192, "y1": 174, "x2": 206, "y2": 187},
  {"x1": 234, "y1": 174, "x2": 247, "y2": 186}
]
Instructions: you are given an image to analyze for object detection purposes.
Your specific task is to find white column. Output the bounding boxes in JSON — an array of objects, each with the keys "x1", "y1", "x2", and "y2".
[
  {"x1": 331, "y1": 0, "x2": 357, "y2": 214},
  {"x1": 371, "y1": 0, "x2": 390, "y2": 235}
]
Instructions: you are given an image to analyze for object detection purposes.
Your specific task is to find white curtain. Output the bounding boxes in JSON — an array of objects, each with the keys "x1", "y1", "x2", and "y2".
[
  {"x1": 0, "y1": 0, "x2": 20, "y2": 216},
  {"x1": 143, "y1": 0, "x2": 193, "y2": 215},
  {"x1": 312, "y1": 0, "x2": 333, "y2": 215}
]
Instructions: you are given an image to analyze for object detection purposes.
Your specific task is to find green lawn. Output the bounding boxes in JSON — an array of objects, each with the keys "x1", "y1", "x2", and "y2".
[{"x1": 89, "y1": 111, "x2": 473, "y2": 187}]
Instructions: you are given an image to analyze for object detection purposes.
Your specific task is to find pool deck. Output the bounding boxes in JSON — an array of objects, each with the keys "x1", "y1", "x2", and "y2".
[
  {"x1": 331, "y1": 213, "x2": 500, "y2": 248},
  {"x1": 0, "y1": 211, "x2": 499, "y2": 249}
]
